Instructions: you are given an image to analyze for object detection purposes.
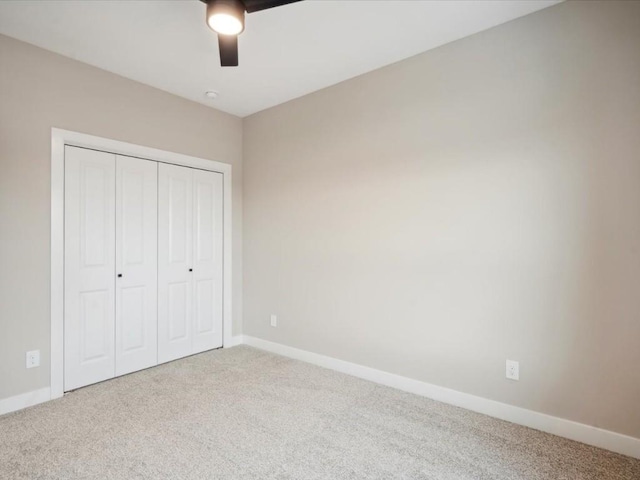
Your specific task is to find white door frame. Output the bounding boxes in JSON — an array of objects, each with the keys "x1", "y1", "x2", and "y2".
[{"x1": 51, "y1": 128, "x2": 233, "y2": 400}]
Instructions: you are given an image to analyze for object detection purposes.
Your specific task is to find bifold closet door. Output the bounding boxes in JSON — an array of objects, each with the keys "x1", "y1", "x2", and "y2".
[
  {"x1": 115, "y1": 156, "x2": 158, "y2": 376},
  {"x1": 64, "y1": 146, "x2": 116, "y2": 391},
  {"x1": 192, "y1": 169, "x2": 224, "y2": 354},
  {"x1": 65, "y1": 148, "x2": 159, "y2": 391},
  {"x1": 158, "y1": 164, "x2": 193, "y2": 362},
  {"x1": 158, "y1": 163, "x2": 223, "y2": 364}
]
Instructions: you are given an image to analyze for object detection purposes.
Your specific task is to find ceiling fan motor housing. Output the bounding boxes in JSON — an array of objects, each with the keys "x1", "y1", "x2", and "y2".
[
  {"x1": 202, "y1": 0, "x2": 302, "y2": 66},
  {"x1": 207, "y1": 0, "x2": 246, "y2": 35}
]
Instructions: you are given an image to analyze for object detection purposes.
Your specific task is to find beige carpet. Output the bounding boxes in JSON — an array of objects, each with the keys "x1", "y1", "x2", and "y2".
[{"x1": 1, "y1": 346, "x2": 638, "y2": 480}]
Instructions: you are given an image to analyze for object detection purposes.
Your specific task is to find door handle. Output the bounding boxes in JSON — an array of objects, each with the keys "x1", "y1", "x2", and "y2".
[
  {"x1": 188, "y1": 268, "x2": 193, "y2": 272},
  {"x1": 117, "y1": 273, "x2": 123, "y2": 278}
]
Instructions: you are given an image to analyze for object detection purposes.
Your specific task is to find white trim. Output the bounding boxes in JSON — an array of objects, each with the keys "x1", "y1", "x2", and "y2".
[
  {"x1": 225, "y1": 335, "x2": 245, "y2": 347},
  {"x1": 242, "y1": 336, "x2": 640, "y2": 460},
  {"x1": 51, "y1": 128, "x2": 233, "y2": 400},
  {"x1": 51, "y1": 132, "x2": 65, "y2": 400},
  {"x1": 0, "y1": 388, "x2": 52, "y2": 417}
]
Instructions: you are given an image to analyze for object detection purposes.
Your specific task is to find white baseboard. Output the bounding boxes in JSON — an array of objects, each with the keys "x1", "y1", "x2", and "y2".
[
  {"x1": 0, "y1": 387, "x2": 51, "y2": 417},
  {"x1": 3, "y1": 338, "x2": 638, "y2": 460},
  {"x1": 2, "y1": 338, "x2": 246, "y2": 417},
  {"x1": 225, "y1": 335, "x2": 245, "y2": 347},
  {"x1": 242, "y1": 335, "x2": 640, "y2": 460}
]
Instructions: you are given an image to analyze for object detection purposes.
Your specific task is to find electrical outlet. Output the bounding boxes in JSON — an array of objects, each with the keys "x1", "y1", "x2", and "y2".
[
  {"x1": 26, "y1": 350, "x2": 40, "y2": 369},
  {"x1": 270, "y1": 314, "x2": 277, "y2": 327},
  {"x1": 506, "y1": 359, "x2": 519, "y2": 380}
]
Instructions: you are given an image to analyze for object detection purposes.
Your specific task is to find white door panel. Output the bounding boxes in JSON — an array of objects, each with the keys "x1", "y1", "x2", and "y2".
[
  {"x1": 115, "y1": 156, "x2": 158, "y2": 376},
  {"x1": 64, "y1": 146, "x2": 116, "y2": 391},
  {"x1": 192, "y1": 170, "x2": 223, "y2": 353},
  {"x1": 158, "y1": 163, "x2": 193, "y2": 363},
  {"x1": 168, "y1": 281, "x2": 190, "y2": 340}
]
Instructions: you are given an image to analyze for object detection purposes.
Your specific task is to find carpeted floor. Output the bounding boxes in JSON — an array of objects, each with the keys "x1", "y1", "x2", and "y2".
[{"x1": 1, "y1": 346, "x2": 638, "y2": 479}]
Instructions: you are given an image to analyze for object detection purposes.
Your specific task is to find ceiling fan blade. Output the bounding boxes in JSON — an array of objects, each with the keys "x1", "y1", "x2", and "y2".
[
  {"x1": 218, "y1": 34, "x2": 239, "y2": 67},
  {"x1": 242, "y1": 0, "x2": 302, "y2": 14}
]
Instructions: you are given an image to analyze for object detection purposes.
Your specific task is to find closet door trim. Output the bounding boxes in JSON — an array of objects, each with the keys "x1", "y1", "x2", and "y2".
[{"x1": 51, "y1": 128, "x2": 233, "y2": 400}]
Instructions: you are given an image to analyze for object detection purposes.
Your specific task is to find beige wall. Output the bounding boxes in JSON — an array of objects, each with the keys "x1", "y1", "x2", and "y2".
[
  {"x1": 0, "y1": 35, "x2": 243, "y2": 400},
  {"x1": 243, "y1": 0, "x2": 640, "y2": 439}
]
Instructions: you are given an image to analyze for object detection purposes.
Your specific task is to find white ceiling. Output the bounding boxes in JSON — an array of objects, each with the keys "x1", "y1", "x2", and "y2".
[{"x1": 0, "y1": 0, "x2": 561, "y2": 117}]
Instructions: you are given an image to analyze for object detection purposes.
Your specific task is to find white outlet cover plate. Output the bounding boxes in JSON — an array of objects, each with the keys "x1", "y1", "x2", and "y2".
[
  {"x1": 270, "y1": 314, "x2": 277, "y2": 327},
  {"x1": 26, "y1": 350, "x2": 40, "y2": 369},
  {"x1": 506, "y1": 359, "x2": 519, "y2": 380}
]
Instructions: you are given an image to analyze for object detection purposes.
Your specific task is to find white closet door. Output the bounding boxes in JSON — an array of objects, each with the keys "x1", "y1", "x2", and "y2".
[
  {"x1": 192, "y1": 170, "x2": 223, "y2": 353},
  {"x1": 115, "y1": 156, "x2": 158, "y2": 376},
  {"x1": 158, "y1": 163, "x2": 193, "y2": 363},
  {"x1": 64, "y1": 146, "x2": 116, "y2": 391}
]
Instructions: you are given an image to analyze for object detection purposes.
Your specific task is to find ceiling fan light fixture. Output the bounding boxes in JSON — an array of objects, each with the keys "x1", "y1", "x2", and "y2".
[{"x1": 207, "y1": 0, "x2": 245, "y2": 35}]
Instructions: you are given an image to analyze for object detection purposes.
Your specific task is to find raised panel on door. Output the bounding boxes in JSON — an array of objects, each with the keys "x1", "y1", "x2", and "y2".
[
  {"x1": 158, "y1": 163, "x2": 193, "y2": 363},
  {"x1": 64, "y1": 146, "x2": 116, "y2": 391},
  {"x1": 115, "y1": 156, "x2": 158, "y2": 376},
  {"x1": 192, "y1": 170, "x2": 224, "y2": 353}
]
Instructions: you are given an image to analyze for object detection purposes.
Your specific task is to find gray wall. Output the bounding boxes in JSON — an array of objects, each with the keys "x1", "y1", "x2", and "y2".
[
  {"x1": 0, "y1": 35, "x2": 243, "y2": 401},
  {"x1": 243, "y1": 1, "x2": 640, "y2": 438}
]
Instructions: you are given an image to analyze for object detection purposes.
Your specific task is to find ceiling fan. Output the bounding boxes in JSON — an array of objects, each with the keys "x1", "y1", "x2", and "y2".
[{"x1": 201, "y1": 0, "x2": 302, "y2": 67}]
